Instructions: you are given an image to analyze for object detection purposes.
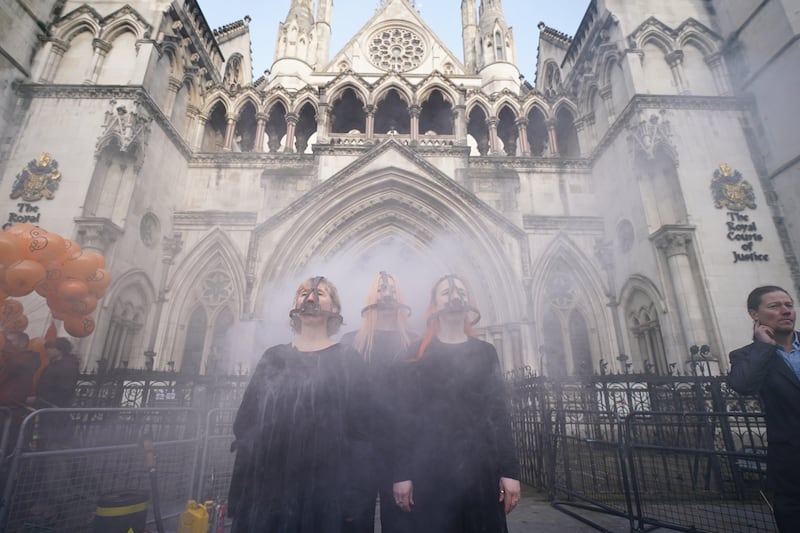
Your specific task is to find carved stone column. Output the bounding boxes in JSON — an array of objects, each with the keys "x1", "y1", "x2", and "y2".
[
  {"x1": 87, "y1": 39, "x2": 112, "y2": 83},
  {"x1": 410, "y1": 104, "x2": 421, "y2": 142},
  {"x1": 317, "y1": 89, "x2": 330, "y2": 143},
  {"x1": 40, "y1": 39, "x2": 68, "y2": 83},
  {"x1": 144, "y1": 233, "x2": 184, "y2": 370},
  {"x1": 515, "y1": 117, "x2": 530, "y2": 156},
  {"x1": 666, "y1": 50, "x2": 688, "y2": 95},
  {"x1": 546, "y1": 118, "x2": 559, "y2": 156},
  {"x1": 509, "y1": 323, "x2": 523, "y2": 369},
  {"x1": 454, "y1": 104, "x2": 467, "y2": 144},
  {"x1": 487, "y1": 117, "x2": 500, "y2": 155},
  {"x1": 651, "y1": 226, "x2": 708, "y2": 369},
  {"x1": 365, "y1": 105, "x2": 375, "y2": 139},
  {"x1": 192, "y1": 113, "x2": 208, "y2": 151},
  {"x1": 489, "y1": 326, "x2": 507, "y2": 369},
  {"x1": 223, "y1": 115, "x2": 236, "y2": 151},
  {"x1": 164, "y1": 76, "x2": 183, "y2": 117},
  {"x1": 254, "y1": 113, "x2": 267, "y2": 152},
  {"x1": 599, "y1": 85, "x2": 615, "y2": 122},
  {"x1": 705, "y1": 52, "x2": 732, "y2": 96},
  {"x1": 284, "y1": 112, "x2": 298, "y2": 153},
  {"x1": 595, "y1": 239, "x2": 625, "y2": 362},
  {"x1": 73, "y1": 217, "x2": 123, "y2": 256}
]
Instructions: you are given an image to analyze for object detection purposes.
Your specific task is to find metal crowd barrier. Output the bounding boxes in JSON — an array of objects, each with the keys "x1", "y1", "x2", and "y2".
[
  {"x1": 0, "y1": 407, "x2": 201, "y2": 532},
  {"x1": 196, "y1": 408, "x2": 237, "y2": 503},
  {"x1": 549, "y1": 410, "x2": 777, "y2": 532}
]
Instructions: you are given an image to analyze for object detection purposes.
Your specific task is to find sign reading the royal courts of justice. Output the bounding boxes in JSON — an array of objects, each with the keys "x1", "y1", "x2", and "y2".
[
  {"x1": 3, "y1": 153, "x2": 62, "y2": 230},
  {"x1": 710, "y1": 163, "x2": 768, "y2": 264}
]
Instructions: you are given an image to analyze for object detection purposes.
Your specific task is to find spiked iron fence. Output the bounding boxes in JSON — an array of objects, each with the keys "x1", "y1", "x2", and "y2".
[{"x1": 0, "y1": 370, "x2": 777, "y2": 532}]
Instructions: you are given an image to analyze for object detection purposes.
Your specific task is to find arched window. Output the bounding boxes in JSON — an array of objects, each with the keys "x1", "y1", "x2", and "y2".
[
  {"x1": 555, "y1": 107, "x2": 580, "y2": 157},
  {"x1": 497, "y1": 105, "x2": 518, "y2": 156},
  {"x1": 201, "y1": 102, "x2": 227, "y2": 152},
  {"x1": 494, "y1": 31, "x2": 504, "y2": 61},
  {"x1": 526, "y1": 107, "x2": 548, "y2": 156},
  {"x1": 330, "y1": 88, "x2": 366, "y2": 134},
  {"x1": 419, "y1": 90, "x2": 454, "y2": 135},
  {"x1": 625, "y1": 289, "x2": 667, "y2": 374},
  {"x1": 181, "y1": 306, "x2": 207, "y2": 375},
  {"x1": 265, "y1": 101, "x2": 287, "y2": 152},
  {"x1": 467, "y1": 106, "x2": 490, "y2": 156},
  {"x1": 374, "y1": 89, "x2": 410, "y2": 134},
  {"x1": 234, "y1": 101, "x2": 258, "y2": 152}
]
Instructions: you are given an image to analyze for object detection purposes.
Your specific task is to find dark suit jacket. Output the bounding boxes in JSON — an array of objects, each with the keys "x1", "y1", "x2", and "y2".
[{"x1": 728, "y1": 336, "x2": 800, "y2": 493}]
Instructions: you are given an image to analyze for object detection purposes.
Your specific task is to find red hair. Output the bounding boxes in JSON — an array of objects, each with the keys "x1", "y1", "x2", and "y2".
[{"x1": 412, "y1": 275, "x2": 476, "y2": 361}]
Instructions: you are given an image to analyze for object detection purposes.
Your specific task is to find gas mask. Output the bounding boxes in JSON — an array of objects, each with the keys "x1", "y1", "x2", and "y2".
[
  {"x1": 428, "y1": 275, "x2": 481, "y2": 326},
  {"x1": 289, "y1": 276, "x2": 343, "y2": 327},
  {"x1": 360, "y1": 271, "x2": 412, "y2": 317}
]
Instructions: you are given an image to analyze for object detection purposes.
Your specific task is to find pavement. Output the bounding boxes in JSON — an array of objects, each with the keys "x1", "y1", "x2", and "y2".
[{"x1": 508, "y1": 489, "x2": 631, "y2": 532}]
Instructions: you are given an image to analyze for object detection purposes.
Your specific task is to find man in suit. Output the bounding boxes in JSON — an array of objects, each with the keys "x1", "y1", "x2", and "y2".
[{"x1": 728, "y1": 285, "x2": 800, "y2": 532}]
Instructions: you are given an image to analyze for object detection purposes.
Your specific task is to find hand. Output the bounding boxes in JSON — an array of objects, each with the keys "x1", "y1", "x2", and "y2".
[
  {"x1": 753, "y1": 319, "x2": 776, "y2": 345},
  {"x1": 393, "y1": 480, "x2": 414, "y2": 512},
  {"x1": 499, "y1": 477, "x2": 521, "y2": 514}
]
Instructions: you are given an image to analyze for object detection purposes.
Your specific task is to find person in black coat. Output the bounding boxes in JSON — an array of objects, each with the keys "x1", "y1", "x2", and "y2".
[
  {"x1": 728, "y1": 285, "x2": 800, "y2": 532},
  {"x1": 392, "y1": 275, "x2": 521, "y2": 533},
  {"x1": 341, "y1": 271, "x2": 416, "y2": 533},
  {"x1": 228, "y1": 276, "x2": 369, "y2": 533}
]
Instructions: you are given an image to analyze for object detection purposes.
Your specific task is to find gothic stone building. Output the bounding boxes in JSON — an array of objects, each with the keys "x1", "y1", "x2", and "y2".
[{"x1": 1, "y1": 0, "x2": 798, "y2": 376}]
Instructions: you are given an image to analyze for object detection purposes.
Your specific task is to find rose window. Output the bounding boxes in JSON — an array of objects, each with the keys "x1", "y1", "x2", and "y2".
[{"x1": 368, "y1": 27, "x2": 426, "y2": 72}]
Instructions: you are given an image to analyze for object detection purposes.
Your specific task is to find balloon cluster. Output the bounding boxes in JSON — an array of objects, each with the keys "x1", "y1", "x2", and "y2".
[{"x1": 0, "y1": 224, "x2": 111, "y2": 337}]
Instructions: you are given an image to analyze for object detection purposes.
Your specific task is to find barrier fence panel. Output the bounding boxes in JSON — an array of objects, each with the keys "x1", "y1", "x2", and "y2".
[
  {"x1": 197, "y1": 408, "x2": 237, "y2": 503},
  {"x1": 0, "y1": 408, "x2": 201, "y2": 532},
  {"x1": 626, "y1": 412, "x2": 776, "y2": 533},
  {"x1": 549, "y1": 409, "x2": 634, "y2": 529}
]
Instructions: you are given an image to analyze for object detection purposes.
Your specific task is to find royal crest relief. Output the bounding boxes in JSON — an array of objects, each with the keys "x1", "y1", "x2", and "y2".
[
  {"x1": 710, "y1": 163, "x2": 756, "y2": 211},
  {"x1": 10, "y1": 153, "x2": 62, "y2": 202}
]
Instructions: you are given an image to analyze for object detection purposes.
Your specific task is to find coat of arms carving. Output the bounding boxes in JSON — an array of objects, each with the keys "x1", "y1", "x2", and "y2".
[
  {"x1": 10, "y1": 153, "x2": 62, "y2": 202},
  {"x1": 710, "y1": 163, "x2": 755, "y2": 211}
]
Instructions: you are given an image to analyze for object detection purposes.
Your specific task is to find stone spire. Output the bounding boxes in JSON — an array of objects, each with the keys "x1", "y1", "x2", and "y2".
[
  {"x1": 478, "y1": 0, "x2": 515, "y2": 68},
  {"x1": 315, "y1": 0, "x2": 333, "y2": 67},
  {"x1": 461, "y1": 0, "x2": 478, "y2": 73},
  {"x1": 274, "y1": 0, "x2": 316, "y2": 64}
]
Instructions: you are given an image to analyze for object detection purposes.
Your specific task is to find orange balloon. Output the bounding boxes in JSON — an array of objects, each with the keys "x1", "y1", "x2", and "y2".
[
  {"x1": 87, "y1": 268, "x2": 112, "y2": 296},
  {"x1": 5, "y1": 223, "x2": 37, "y2": 236},
  {"x1": 62, "y1": 250, "x2": 102, "y2": 279},
  {"x1": 0, "y1": 232, "x2": 24, "y2": 267},
  {"x1": 4, "y1": 260, "x2": 46, "y2": 297},
  {"x1": 63, "y1": 314, "x2": 95, "y2": 337},
  {"x1": 58, "y1": 278, "x2": 90, "y2": 301},
  {"x1": 67, "y1": 294, "x2": 97, "y2": 315},
  {"x1": 45, "y1": 293, "x2": 71, "y2": 319},
  {"x1": 26, "y1": 230, "x2": 66, "y2": 263}
]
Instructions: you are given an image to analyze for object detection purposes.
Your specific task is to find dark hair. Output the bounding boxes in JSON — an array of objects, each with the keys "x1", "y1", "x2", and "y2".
[
  {"x1": 45, "y1": 337, "x2": 73, "y2": 356},
  {"x1": 747, "y1": 285, "x2": 791, "y2": 311}
]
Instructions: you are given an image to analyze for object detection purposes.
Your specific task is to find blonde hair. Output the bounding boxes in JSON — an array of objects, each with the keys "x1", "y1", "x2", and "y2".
[
  {"x1": 290, "y1": 277, "x2": 343, "y2": 336},
  {"x1": 354, "y1": 272, "x2": 412, "y2": 360}
]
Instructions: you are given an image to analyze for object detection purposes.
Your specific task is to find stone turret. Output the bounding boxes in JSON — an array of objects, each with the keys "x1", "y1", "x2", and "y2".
[
  {"x1": 461, "y1": 0, "x2": 478, "y2": 74},
  {"x1": 314, "y1": 0, "x2": 333, "y2": 68},
  {"x1": 271, "y1": 0, "x2": 316, "y2": 89},
  {"x1": 477, "y1": 0, "x2": 520, "y2": 95}
]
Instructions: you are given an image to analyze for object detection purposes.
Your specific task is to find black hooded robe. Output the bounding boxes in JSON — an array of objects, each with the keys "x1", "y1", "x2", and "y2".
[{"x1": 228, "y1": 343, "x2": 368, "y2": 533}]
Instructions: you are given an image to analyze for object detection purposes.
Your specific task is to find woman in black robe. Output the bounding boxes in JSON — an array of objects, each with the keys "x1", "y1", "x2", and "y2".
[
  {"x1": 392, "y1": 275, "x2": 521, "y2": 533},
  {"x1": 341, "y1": 271, "x2": 416, "y2": 533},
  {"x1": 228, "y1": 276, "x2": 368, "y2": 533}
]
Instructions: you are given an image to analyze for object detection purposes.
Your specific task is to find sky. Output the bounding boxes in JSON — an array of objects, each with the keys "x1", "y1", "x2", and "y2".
[{"x1": 200, "y1": 0, "x2": 590, "y2": 84}]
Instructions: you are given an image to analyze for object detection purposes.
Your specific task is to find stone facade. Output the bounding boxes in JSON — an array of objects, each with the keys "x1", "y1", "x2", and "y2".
[{"x1": 0, "y1": 0, "x2": 797, "y2": 377}]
